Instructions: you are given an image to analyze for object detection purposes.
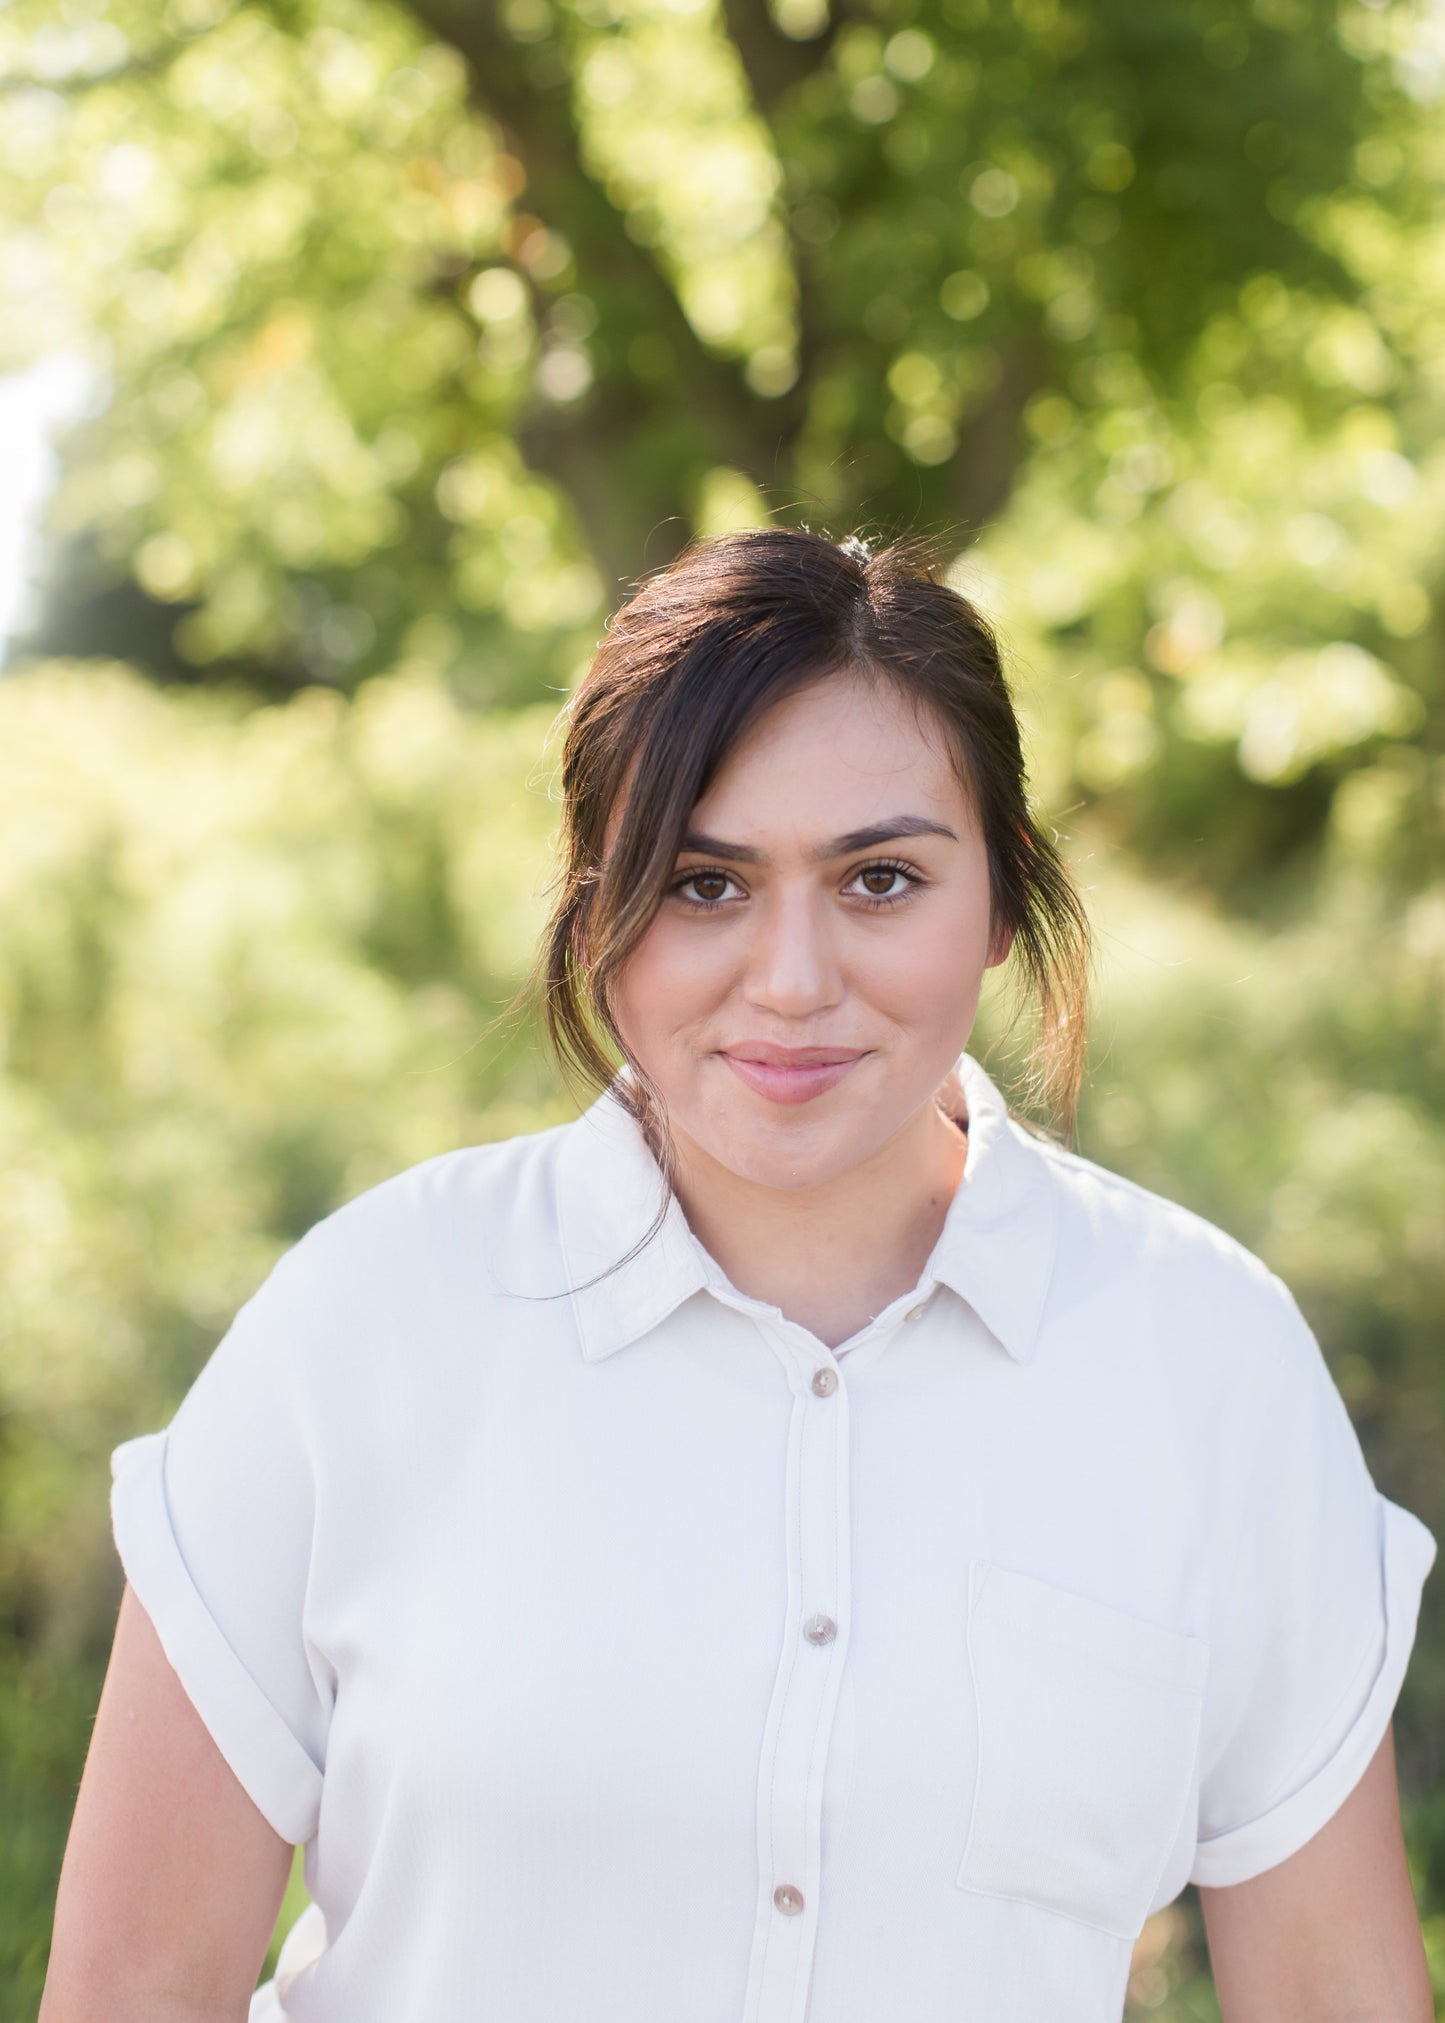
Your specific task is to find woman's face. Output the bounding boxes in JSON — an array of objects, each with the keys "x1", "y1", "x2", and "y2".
[{"x1": 608, "y1": 669, "x2": 1014, "y2": 1192}]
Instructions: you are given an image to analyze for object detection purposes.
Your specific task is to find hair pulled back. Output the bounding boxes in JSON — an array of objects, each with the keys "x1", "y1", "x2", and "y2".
[{"x1": 532, "y1": 526, "x2": 1092, "y2": 1166}]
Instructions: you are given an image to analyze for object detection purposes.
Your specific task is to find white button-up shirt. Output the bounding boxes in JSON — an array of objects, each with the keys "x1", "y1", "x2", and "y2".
[{"x1": 110, "y1": 1051, "x2": 1437, "y2": 2023}]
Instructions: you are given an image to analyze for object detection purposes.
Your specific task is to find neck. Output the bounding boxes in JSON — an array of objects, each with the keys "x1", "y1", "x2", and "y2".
[{"x1": 665, "y1": 1096, "x2": 969, "y2": 1350}]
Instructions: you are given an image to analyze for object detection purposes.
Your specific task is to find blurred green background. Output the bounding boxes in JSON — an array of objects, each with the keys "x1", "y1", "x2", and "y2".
[{"x1": 0, "y1": 0, "x2": 1441, "y2": 2012}]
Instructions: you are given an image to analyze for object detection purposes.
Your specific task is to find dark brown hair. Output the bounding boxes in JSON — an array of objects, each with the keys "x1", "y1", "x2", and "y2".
[{"x1": 528, "y1": 526, "x2": 1091, "y2": 1183}]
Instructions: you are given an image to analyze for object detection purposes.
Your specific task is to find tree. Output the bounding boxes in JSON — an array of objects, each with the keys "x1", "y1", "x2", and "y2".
[
  {"x1": 4, "y1": 0, "x2": 1439, "y2": 748},
  {"x1": 2, "y1": 1, "x2": 1443, "y2": 2005}
]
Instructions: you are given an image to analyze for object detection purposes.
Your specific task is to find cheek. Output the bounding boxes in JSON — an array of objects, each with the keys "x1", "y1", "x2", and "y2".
[
  {"x1": 861, "y1": 893, "x2": 993, "y2": 1017},
  {"x1": 612, "y1": 919, "x2": 731, "y2": 1046}
]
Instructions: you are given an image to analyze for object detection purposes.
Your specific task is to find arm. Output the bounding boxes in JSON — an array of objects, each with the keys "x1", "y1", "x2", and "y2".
[
  {"x1": 40, "y1": 1582, "x2": 295, "y2": 2023},
  {"x1": 1198, "y1": 1722, "x2": 1433, "y2": 2023}
]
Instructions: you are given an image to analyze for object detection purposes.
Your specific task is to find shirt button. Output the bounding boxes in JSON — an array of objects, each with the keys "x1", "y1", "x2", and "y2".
[
  {"x1": 773, "y1": 1883, "x2": 805, "y2": 1916},
  {"x1": 804, "y1": 1612, "x2": 837, "y2": 1645},
  {"x1": 811, "y1": 1365, "x2": 838, "y2": 1396},
  {"x1": 904, "y1": 1300, "x2": 928, "y2": 1322}
]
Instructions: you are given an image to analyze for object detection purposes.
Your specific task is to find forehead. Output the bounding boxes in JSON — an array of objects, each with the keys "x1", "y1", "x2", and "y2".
[{"x1": 693, "y1": 671, "x2": 968, "y2": 827}]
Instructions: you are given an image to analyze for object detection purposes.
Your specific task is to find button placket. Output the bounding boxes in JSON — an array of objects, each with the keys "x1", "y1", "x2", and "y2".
[{"x1": 742, "y1": 1331, "x2": 853, "y2": 2023}]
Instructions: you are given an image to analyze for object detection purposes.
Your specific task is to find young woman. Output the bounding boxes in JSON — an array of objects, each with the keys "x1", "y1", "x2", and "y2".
[{"x1": 42, "y1": 530, "x2": 1436, "y2": 2022}]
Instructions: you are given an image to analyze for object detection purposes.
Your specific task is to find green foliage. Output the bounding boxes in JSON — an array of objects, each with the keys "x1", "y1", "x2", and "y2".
[
  {"x1": 0, "y1": 660, "x2": 577, "y2": 2002},
  {"x1": 4, "y1": 0, "x2": 1443, "y2": 758},
  {"x1": 1, "y1": 660, "x2": 1440, "y2": 2009},
  {"x1": 0, "y1": 0, "x2": 1443, "y2": 2009}
]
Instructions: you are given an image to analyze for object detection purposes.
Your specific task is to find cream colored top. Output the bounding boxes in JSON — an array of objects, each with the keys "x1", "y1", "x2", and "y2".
[{"x1": 110, "y1": 1051, "x2": 1437, "y2": 2023}]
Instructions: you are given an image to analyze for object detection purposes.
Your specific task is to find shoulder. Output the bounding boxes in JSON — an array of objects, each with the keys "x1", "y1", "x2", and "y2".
[
  {"x1": 1025, "y1": 1125, "x2": 1266, "y2": 1277},
  {"x1": 1017, "y1": 1123, "x2": 1308, "y2": 1387},
  {"x1": 311, "y1": 1118, "x2": 573, "y2": 1249},
  {"x1": 307, "y1": 1114, "x2": 570, "y2": 1244},
  {"x1": 237, "y1": 1117, "x2": 577, "y2": 1366}
]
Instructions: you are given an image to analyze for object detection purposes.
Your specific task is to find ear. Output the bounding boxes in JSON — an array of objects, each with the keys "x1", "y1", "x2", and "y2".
[{"x1": 986, "y1": 920, "x2": 1015, "y2": 969}]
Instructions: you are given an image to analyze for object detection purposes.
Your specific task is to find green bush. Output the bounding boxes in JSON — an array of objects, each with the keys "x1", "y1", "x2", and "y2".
[{"x1": 1, "y1": 660, "x2": 1440, "y2": 2012}]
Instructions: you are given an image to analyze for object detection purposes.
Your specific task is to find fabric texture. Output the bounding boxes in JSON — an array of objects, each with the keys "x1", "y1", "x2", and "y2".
[{"x1": 107, "y1": 1050, "x2": 1437, "y2": 2023}]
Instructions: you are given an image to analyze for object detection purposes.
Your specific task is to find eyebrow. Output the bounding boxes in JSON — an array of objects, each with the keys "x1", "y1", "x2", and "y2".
[{"x1": 676, "y1": 815, "x2": 959, "y2": 865}]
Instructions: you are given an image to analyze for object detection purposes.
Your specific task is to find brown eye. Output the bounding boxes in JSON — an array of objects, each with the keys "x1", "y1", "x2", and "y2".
[
  {"x1": 859, "y1": 866, "x2": 902, "y2": 896},
  {"x1": 676, "y1": 869, "x2": 734, "y2": 905}
]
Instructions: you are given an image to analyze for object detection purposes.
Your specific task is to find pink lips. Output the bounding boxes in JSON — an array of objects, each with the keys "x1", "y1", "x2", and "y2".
[{"x1": 719, "y1": 1046, "x2": 866, "y2": 1106}]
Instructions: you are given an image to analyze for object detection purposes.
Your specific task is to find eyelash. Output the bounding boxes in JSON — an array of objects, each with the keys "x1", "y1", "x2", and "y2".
[{"x1": 668, "y1": 858, "x2": 926, "y2": 913}]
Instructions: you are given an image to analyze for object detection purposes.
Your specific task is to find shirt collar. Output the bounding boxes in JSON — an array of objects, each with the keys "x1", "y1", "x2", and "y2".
[{"x1": 553, "y1": 1051, "x2": 1058, "y2": 1367}]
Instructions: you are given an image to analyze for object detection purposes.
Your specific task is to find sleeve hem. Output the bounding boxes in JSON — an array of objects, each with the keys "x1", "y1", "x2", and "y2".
[
  {"x1": 1189, "y1": 1494, "x2": 1437, "y2": 1889},
  {"x1": 111, "y1": 1430, "x2": 324, "y2": 1847}
]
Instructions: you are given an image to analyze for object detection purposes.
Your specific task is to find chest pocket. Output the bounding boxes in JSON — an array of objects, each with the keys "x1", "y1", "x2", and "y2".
[{"x1": 956, "y1": 1559, "x2": 1209, "y2": 1939}]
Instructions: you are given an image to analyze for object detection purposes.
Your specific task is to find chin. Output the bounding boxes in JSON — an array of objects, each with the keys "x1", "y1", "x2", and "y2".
[{"x1": 700, "y1": 1114, "x2": 869, "y2": 1192}]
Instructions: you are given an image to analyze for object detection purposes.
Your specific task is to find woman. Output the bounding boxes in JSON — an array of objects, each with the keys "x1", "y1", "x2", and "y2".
[{"x1": 42, "y1": 529, "x2": 1437, "y2": 2021}]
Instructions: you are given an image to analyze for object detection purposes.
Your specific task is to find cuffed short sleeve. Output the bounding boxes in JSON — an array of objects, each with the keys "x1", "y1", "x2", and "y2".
[
  {"x1": 110, "y1": 1248, "x2": 334, "y2": 1846},
  {"x1": 1189, "y1": 1275, "x2": 1437, "y2": 1889}
]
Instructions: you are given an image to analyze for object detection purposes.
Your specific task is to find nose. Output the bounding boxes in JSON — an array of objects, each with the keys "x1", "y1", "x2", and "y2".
[{"x1": 740, "y1": 886, "x2": 844, "y2": 1019}]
